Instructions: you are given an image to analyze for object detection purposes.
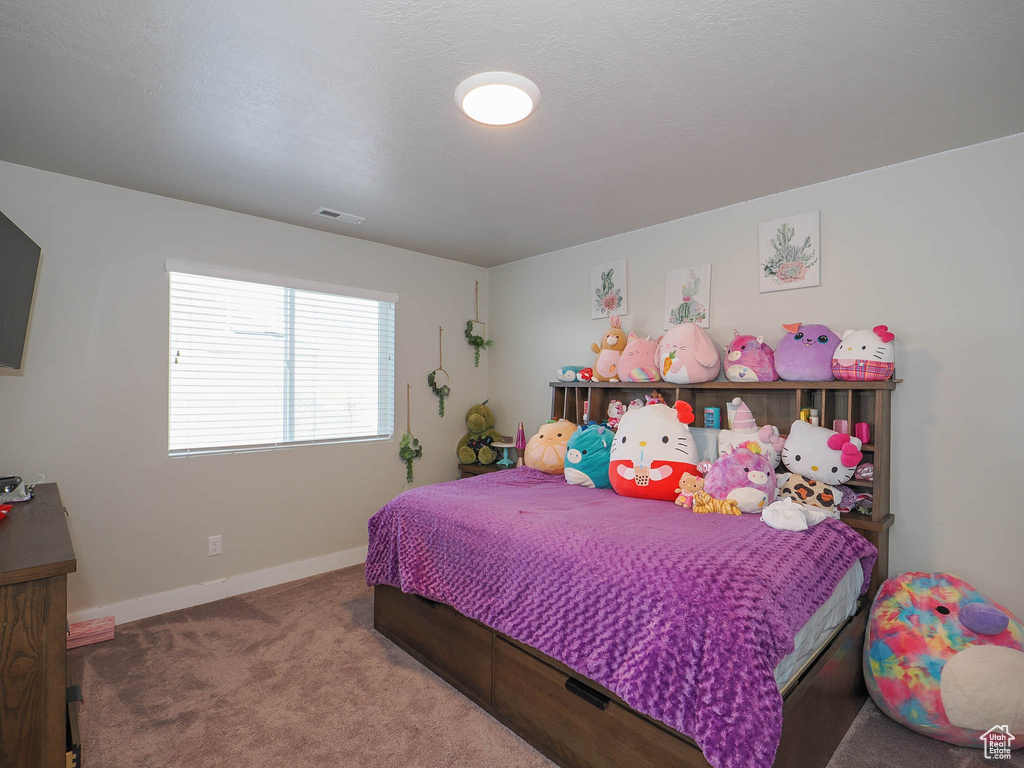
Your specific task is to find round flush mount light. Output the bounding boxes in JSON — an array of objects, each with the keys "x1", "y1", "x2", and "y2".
[{"x1": 455, "y1": 72, "x2": 540, "y2": 126}]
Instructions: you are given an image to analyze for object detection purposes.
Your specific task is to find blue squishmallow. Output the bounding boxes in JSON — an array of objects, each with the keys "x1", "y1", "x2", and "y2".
[
  {"x1": 564, "y1": 424, "x2": 615, "y2": 489},
  {"x1": 865, "y1": 572, "x2": 1024, "y2": 748}
]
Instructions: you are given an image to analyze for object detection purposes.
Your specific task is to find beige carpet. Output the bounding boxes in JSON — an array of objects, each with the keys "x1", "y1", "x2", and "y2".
[{"x1": 70, "y1": 566, "x2": 992, "y2": 767}]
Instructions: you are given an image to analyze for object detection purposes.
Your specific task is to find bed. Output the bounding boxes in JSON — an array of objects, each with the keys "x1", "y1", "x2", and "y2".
[{"x1": 368, "y1": 379, "x2": 898, "y2": 768}]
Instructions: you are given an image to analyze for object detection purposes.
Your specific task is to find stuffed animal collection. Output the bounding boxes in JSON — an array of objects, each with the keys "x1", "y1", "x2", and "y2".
[
  {"x1": 724, "y1": 331, "x2": 778, "y2": 382},
  {"x1": 717, "y1": 397, "x2": 786, "y2": 468},
  {"x1": 457, "y1": 402, "x2": 503, "y2": 465},
  {"x1": 776, "y1": 420, "x2": 862, "y2": 515},
  {"x1": 656, "y1": 323, "x2": 721, "y2": 384},
  {"x1": 564, "y1": 424, "x2": 615, "y2": 488},
  {"x1": 832, "y1": 326, "x2": 896, "y2": 381},
  {"x1": 775, "y1": 323, "x2": 842, "y2": 381},
  {"x1": 618, "y1": 333, "x2": 663, "y2": 382},
  {"x1": 702, "y1": 447, "x2": 777, "y2": 513},
  {"x1": 865, "y1": 572, "x2": 1024, "y2": 749},
  {"x1": 609, "y1": 401, "x2": 699, "y2": 502},
  {"x1": 591, "y1": 315, "x2": 628, "y2": 382}
]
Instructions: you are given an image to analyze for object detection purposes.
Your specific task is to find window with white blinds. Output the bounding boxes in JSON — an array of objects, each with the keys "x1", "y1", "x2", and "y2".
[{"x1": 168, "y1": 269, "x2": 395, "y2": 456}]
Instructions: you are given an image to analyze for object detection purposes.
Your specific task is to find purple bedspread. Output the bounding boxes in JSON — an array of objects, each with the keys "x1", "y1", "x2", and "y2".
[{"x1": 365, "y1": 468, "x2": 876, "y2": 768}]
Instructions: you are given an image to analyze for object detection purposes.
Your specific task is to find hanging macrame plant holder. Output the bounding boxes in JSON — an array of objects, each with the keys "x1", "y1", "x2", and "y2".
[
  {"x1": 399, "y1": 383, "x2": 423, "y2": 483},
  {"x1": 427, "y1": 326, "x2": 451, "y2": 416},
  {"x1": 465, "y1": 280, "x2": 492, "y2": 368}
]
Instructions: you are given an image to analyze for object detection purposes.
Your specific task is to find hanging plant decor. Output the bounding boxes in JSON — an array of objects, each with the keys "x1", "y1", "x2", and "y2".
[
  {"x1": 465, "y1": 320, "x2": 492, "y2": 368},
  {"x1": 427, "y1": 370, "x2": 451, "y2": 416},
  {"x1": 399, "y1": 432, "x2": 423, "y2": 483}
]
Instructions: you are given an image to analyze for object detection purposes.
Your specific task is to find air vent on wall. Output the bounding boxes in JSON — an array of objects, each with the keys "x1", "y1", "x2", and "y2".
[{"x1": 315, "y1": 208, "x2": 365, "y2": 225}]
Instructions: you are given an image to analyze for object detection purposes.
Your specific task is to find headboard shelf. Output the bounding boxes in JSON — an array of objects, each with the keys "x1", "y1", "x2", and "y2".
[{"x1": 550, "y1": 378, "x2": 900, "y2": 599}]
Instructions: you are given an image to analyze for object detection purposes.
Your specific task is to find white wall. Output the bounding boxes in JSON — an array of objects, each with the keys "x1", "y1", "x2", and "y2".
[
  {"x1": 0, "y1": 161, "x2": 489, "y2": 615},
  {"x1": 489, "y1": 133, "x2": 1024, "y2": 618}
]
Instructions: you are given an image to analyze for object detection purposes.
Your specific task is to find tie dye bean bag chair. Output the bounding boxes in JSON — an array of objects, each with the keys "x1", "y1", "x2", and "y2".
[{"x1": 865, "y1": 572, "x2": 1024, "y2": 748}]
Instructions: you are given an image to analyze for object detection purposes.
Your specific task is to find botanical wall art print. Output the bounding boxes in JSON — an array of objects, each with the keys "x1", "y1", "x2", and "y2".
[
  {"x1": 664, "y1": 263, "x2": 711, "y2": 329},
  {"x1": 591, "y1": 259, "x2": 628, "y2": 319},
  {"x1": 758, "y1": 210, "x2": 821, "y2": 293}
]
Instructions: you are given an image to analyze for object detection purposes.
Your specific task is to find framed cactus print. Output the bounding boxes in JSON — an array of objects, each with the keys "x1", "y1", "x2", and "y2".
[
  {"x1": 759, "y1": 210, "x2": 820, "y2": 292},
  {"x1": 664, "y1": 263, "x2": 711, "y2": 329},
  {"x1": 590, "y1": 259, "x2": 628, "y2": 319}
]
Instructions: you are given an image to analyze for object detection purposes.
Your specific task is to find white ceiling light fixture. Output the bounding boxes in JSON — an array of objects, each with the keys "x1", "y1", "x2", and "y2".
[{"x1": 455, "y1": 71, "x2": 540, "y2": 126}]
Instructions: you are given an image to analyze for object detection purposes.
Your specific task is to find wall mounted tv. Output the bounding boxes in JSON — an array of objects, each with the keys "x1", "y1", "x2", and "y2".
[{"x1": 0, "y1": 210, "x2": 41, "y2": 369}]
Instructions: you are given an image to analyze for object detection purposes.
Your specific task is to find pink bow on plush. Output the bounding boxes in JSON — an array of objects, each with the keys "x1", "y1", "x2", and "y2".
[
  {"x1": 873, "y1": 325, "x2": 895, "y2": 343},
  {"x1": 758, "y1": 425, "x2": 786, "y2": 454},
  {"x1": 827, "y1": 433, "x2": 863, "y2": 468}
]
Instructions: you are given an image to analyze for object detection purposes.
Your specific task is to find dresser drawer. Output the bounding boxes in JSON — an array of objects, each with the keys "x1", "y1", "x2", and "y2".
[
  {"x1": 493, "y1": 638, "x2": 710, "y2": 768},
  {"x1": 373, "y1": 585, "x2": 492, "y2": 707}
]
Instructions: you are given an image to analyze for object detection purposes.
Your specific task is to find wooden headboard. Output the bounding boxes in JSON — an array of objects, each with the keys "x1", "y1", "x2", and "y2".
[{"x1": 550, "y1": 379, "x2": 899, "y2": 600}]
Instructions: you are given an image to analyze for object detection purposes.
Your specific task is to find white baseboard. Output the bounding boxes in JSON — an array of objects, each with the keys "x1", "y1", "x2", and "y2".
[{"x1": 67, "y1": 546, "x2": 368, "y2": 626}]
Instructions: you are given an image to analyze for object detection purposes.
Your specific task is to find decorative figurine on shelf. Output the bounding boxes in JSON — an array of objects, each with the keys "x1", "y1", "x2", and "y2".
[
  {"x1": 457, "y1": 400, "x2": 503, "y2": 465},
  {"x1": 591, "y1": 315, "x2": 628, "y2": 382},
  {"x1": 515, "y1": 422, "x2": 527, "y2": 467}
]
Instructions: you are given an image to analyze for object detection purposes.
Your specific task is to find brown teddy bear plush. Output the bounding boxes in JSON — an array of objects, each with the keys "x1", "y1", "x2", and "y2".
[{"x1": 457, "y1": 401, "x2": 502, "y2": 465}]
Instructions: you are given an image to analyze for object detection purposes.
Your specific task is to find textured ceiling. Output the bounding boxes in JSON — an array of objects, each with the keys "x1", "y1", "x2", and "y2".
[{"x1": 1, "y1": 1, "x2": 1023, "y2": 267}]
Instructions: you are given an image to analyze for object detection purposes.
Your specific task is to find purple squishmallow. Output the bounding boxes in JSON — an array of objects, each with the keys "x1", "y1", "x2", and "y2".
[
  {"x1": 866, "y1": 572, "x2": 1024, "y2": 748},
  {"x1": 702, "y1": 447, "x2": 776, "y2": 513},
  {"x1": 775, "y1": 323, "x2": 841, "y2": 381},
  {"x1": 618, "y1": 333, "x2": 663, "y2": 382},
  {"x1": 724, "y1": 330, "x2": 778, "y2": 382}
]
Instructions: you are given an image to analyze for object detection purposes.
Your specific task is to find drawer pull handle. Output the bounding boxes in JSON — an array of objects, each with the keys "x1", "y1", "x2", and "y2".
[{"x1": 565, "y1": 677, "x2": 609, "y2": 710}]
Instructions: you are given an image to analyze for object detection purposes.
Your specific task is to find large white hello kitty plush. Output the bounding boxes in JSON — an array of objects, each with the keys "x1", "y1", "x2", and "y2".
[
  {"x1": 832, "y1": 325, "x2": 896, "y2": 381},
  {"x1": 609, "y1": 402, "x2": 699, "y2": 502},
  {"x1": 777, "y1": 420, "x2": 863, "y2": 516}
]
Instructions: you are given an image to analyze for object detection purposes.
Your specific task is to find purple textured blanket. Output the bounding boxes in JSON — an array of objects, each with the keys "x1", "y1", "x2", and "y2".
[{"x1": 365, "y1": 468, "x2": 876, "y2": 768}]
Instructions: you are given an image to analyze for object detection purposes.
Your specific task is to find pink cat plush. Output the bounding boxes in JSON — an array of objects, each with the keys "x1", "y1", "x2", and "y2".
[
  {"x1": 656, "y1": 323, "x2": 721, "y2": 384},
  {"x1": 724, "y1": 331, "x2": 778, "y2": 382},
  {"x1": 618, "y1": 333, "x2": 663, "y2": 382}
]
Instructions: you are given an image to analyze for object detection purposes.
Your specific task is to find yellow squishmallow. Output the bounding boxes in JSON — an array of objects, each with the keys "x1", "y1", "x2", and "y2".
[{"x1": 525, "y1": 420, "x2": 576, "y2": 474}]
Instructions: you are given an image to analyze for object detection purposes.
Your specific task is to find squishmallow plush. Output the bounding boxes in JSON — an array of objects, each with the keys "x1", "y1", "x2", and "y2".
[
  {"x1": 717, "y1": 398, "x2": 786, "y2": 468},
  {"x1": 590, "y1": 315, "x2": 628, "y2": 382},
  {"x1": 775, "y1": 323, "x2": 841, "y2": 381},
  {"x1": 724, "y1": 331, "x2": 779, "y2": 382},
  {"x1": 702, "y1": 448, "x2": 777, "y2": 513},
  {"x1": 556, "y1": 366, "x2": 584, "y2": 382},
  {"x1": 833, "y1": 326, "x2": 896, "y2": 381},
  {"x1": 777, "y1": 420, "x2": 862, "y2": 513},
  {"x1": 609, "y1": 402, "x2": 699, "y2": 502},
  {"x1": 525, "y1": 419, "x2": 576, "y2": 474},
  {"x1": 866, "y1": 572, "x2": 1024, "y2": 748},
  {"x1": 656, "y1": 323, "x2": 721, "y2": 384},
  {"x1": 564, "y1": 424, "x2": 615, "y2": 489},
  {"x1": 618, "y1": 333, "x2": 663, "y2": 382}
]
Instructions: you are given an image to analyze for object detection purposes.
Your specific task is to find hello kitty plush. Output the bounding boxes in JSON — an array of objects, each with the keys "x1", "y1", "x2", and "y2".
[
  {"x1": 775, "y1": 323, "x2": 841, "y2": 381},
  {"x1": 777, "y1": 420, "x2": 863, "y2": 515},
  {"x1": 717, "y1": 398, "x2": 786, "y2": 468},
  {"x1": 724, "y1": 331, "x2": 779, "y2": 382},
  {"x1": 656, "y1": 323, "x2": 721, "y2": 384},
  {"x1": 618, "y1": 333, "x2": 663, "y2": 382},
  {"x1": 590, "y1": 315, "x2": 629, "y2": 382},
  {"x1": 609, "y1": 402, "x2": 699, "y2": 502},
  {"x1": 703, "y1": 447, "x2": 777, "y2": 513},
  {"x1": 606, "y1": 399, "x2": 626, "y2": 431},
  {"x1": 832, "y1": 326, "x2": 896, "y2": 381}
]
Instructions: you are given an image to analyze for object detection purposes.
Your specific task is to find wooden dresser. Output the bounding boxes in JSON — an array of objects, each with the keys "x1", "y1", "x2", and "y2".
[{"x1": 0, "y1": 483, "x2": 77, "y2": 768}]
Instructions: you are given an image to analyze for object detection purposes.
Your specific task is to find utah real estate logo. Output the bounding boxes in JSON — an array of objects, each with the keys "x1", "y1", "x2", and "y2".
[{"x1": 980, "y1": 725, "x2": 1015, "y2": 760}]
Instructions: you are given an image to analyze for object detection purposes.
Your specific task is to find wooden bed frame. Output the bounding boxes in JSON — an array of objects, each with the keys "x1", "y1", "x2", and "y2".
[{"x1": 374, "y1": 379, "x2": 899, "y2": 768}]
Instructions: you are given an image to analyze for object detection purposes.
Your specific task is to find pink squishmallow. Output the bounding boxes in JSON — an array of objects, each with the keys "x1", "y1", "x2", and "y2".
[
  {"x1": 656, "y1": 323, "x2": 721, "y2": 384},
  {"x1": 702, "y1": 448, "x2": 776, "y2": 513},
  {"x1": 618, "y1": 333, "x2": 663, "y2": 382},
  {"x1": 724, "y1": 331, "x2": 778, "y2": 382},
  {"x1": 866, "y1": 573, "x2": 1024, "y2": 748},
  {"x1": 609, "y1": 401, "x2": 698, "y2": 502},
  {"x1": 775, "y1": 323, "x2": 841, "y2": 381},
  {"x1": 833, "y1": 326, "x2": 896, "y2": 381}
]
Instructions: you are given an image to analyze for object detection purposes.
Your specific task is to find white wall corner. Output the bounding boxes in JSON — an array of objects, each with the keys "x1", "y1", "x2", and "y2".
[{"x1": 68, "y1": 546, "x2": 368, "y2": 626}]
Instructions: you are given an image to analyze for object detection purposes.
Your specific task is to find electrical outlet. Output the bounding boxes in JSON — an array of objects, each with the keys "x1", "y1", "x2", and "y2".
[{"x1": 208, "y1": 535, "x2": 222, "y2": 556}]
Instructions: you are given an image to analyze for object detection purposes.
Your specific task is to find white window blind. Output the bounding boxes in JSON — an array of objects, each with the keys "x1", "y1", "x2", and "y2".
[{"x1": 169, "y1": 270, "x2": 395, "y2": 456}]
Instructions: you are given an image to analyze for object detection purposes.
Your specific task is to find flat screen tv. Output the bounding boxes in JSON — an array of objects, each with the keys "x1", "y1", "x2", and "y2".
[{"x1": 0, "y1": 210, "x2": 41, "y2": 369}]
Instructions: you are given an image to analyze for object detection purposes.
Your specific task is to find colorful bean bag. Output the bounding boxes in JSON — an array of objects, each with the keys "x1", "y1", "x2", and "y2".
[{"x1": 865, "y1": 572, "x2": 1024, "y2": 748}]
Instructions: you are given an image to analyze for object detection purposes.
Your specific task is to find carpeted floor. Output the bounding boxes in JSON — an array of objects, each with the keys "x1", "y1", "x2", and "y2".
[{"x1": 70, "y1": 565, "x2": 994, "y2": 767}]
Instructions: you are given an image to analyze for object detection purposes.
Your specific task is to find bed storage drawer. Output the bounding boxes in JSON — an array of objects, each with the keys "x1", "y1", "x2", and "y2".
[
  {"x1": 373, "y1": 585, "x2": 492, "y2": 707},
  {"x1": 492, "y1": 638, "x2": 711, "y2": 768}
]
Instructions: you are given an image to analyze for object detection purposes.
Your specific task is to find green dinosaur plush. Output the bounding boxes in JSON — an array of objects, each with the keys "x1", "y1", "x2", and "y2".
[{"x1": 457, "y1": 400, "x2": 502, "y2": 465}]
